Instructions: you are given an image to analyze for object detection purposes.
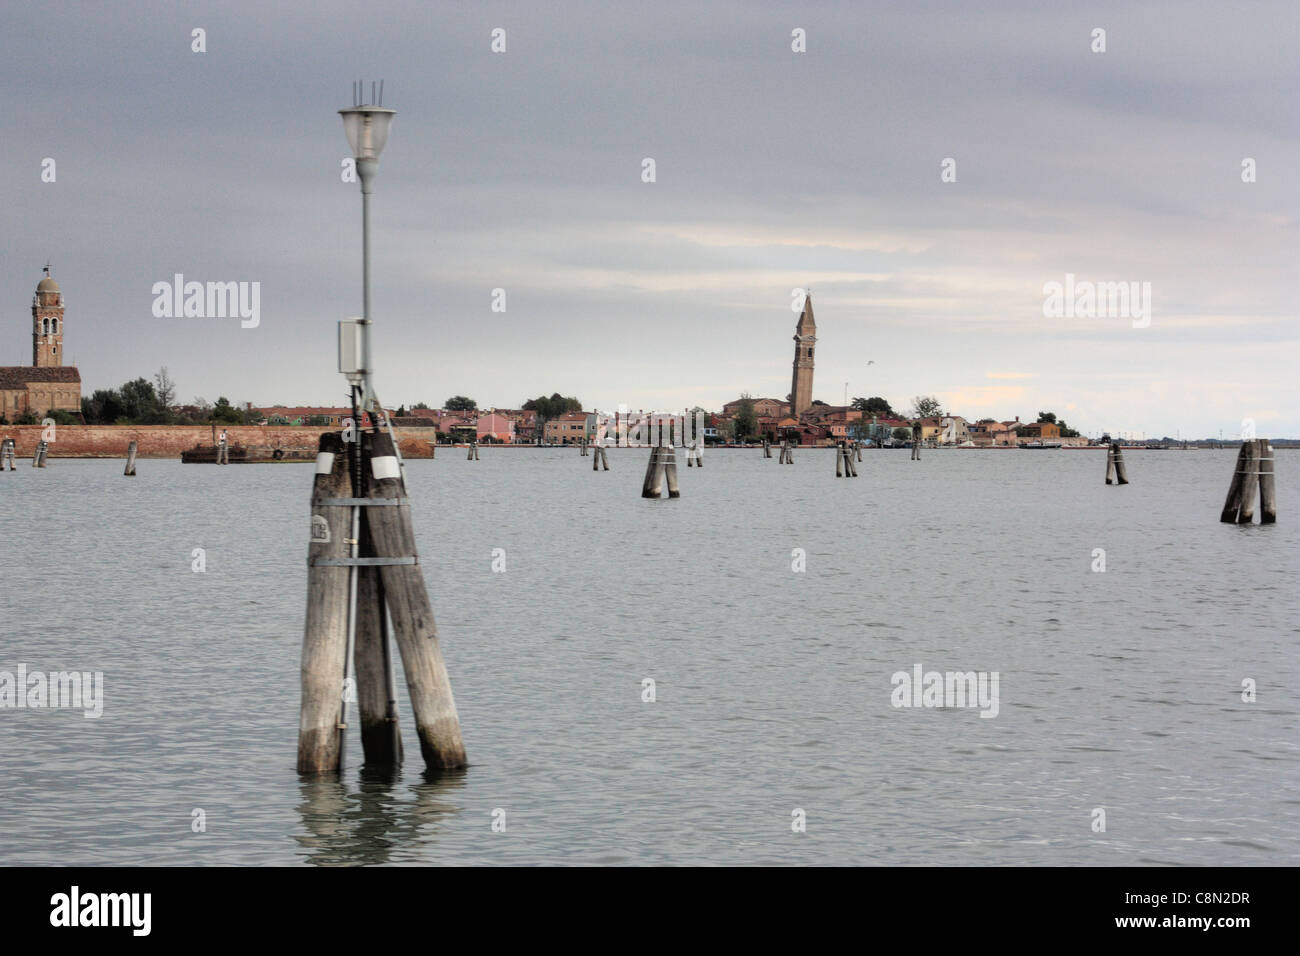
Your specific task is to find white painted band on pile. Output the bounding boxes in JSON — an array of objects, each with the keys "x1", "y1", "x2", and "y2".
[
  {"x1": 372, "y1": 456, "x2": 401, "y2": 480},
  {"x1": 316, "y1": 452, "x2": 336, "y2": 474}
]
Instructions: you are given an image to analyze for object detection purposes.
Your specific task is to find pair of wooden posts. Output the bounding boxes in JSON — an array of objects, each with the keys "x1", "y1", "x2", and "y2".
[
  {"x1": 579, "y1": 439, "x2": 589, "y2": 457},
  {"x1": 1, "y1": 438, "x2": 15, "y2": 470},
  {"x1": 762, "y1": 440, "x2": 772, "y2": 459},
  {"x1": 298, "y1": 429, "x2": 466, "y2": 773},
  {"x1": 1104, "y1": 442, "x2": 1129, "y2": 484},
  {"x1": 466, "y1": 442, "x2": 479, "y2": 461},
  {"x1": 591, "y1": 444, "x2": 609, "y2": 471},
  {"x1": 836, "y1": 442, "x2": 858, "y2": 477},
  {"x1": 778, "y1": 441, "x2": 794, "y2": 464},
  {"x1": 32, "y1": 440, "x2": 49, "y2": 467},
  {"x1": 124, "y1": 441, "x2": 137, "y2": 476},
  {"x1": 1221, "y1": 439, "x2": 1277, "y2": 524},
  {"x1": 642, "y1": 444, "x2": 680, "y2": 498},
  {"x1": 685, "y1": 441, "x2": 703, "y2": 467}
]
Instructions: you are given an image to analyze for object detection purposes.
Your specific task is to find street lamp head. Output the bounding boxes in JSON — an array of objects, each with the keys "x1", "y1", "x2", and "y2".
[{"x1": 339, "y1": 106, "x2": 395, "y2": 162}]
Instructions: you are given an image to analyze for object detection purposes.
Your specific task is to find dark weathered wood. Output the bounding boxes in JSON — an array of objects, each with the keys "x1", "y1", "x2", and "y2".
[
  {"x1": 354, "y1": 506, "x2": 403, "y2": 767},
  {"x1": 1258, "y1": 440, "x2": 1277, "y2": 524},
  {"x1": 1220, "y1": 441, "x2": 1257, "y2": 523},
  {"x1": 362, "y1": 430, "x2": 467, "y2": 770},
  {"x1": 642, "y1": 446, "x2": 664, "y2": 497},
  {"x1": 1105, "y1": 445, "x2": 1116, "y2": 484},
  {"x1": 1112, "y1": 443, "x2": 1129, "y2": 485},
  {"x1": 1236, "y1": 441, "x2": 1259, "y2": 523},
  {"x1": 592, "y1": 445, "x2": 608, "y2": 471},
  {"x1": 663, "y1": 446, "x2": 680, "y2": 497},
  {"x1": 298, "y1": 433, "x2": 353, "y2": 773},
  {"x1": 124, "y1": 441, "x2": 137, "y2": 476}
]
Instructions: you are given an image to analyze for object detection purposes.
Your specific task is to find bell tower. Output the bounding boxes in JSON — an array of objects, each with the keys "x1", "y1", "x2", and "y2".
[
  {"x1": 790, "y1": 291, "x2": 816, "y2": 417},
  {"x1": 32, "y1": 265, "x2": 64, "y2": 368}
]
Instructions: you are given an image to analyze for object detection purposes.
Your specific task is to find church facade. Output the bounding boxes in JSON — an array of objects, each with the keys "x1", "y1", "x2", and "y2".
[{"x1": 0, "y1": 269, "x2": 82, "y2": 420}]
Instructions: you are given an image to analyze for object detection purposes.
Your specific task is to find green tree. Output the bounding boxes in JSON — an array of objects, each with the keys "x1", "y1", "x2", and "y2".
[
  {"x1": 1036, "y1": 411, "x2": 1057, "y2": 424},
  {"x1": 445, "y1": 395, "x2": 477, "y2": 411},
  {"x1": 44, "y1": 408, "x2": 79, "y2": 426},
  {"x1": 210, "y1": 396, "x2": 243, "y2": 424},
  {"x1": 733, "y1": 394, "x2": 758, "y2": 441},
  {"x1": 909, "y1": 395, "x2": 943, "y2": 418},
  {"x1": 852, "y1": 396, "x2": 895, "y2": 417},
  {"x1": 892, "y1": 427, "x2": 911, "y2": 441},
  {"x1": 119, "y1": 378, "x2": 168, "y2": 423},
  {"x1": 522, "y1": 392, "x2": 582, "y2": 421}
]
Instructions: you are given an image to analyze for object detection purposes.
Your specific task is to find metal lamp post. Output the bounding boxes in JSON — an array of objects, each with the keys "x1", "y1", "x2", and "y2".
[
  {"x1": 339, "y1": 86, "x2": 395, "y2": 414},
  {"x1": 337, "y1": 83, "x2": 400, "y2": 765}
]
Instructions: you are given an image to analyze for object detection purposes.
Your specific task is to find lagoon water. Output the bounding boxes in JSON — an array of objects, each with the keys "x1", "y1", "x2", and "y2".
[{"x1": 1, "y1": 447, "x2": 1297, "y2": 865}]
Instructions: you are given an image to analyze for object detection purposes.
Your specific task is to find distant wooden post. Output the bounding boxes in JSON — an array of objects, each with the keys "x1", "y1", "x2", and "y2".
[
  {"x1": 855, "y1": 441, "x2": 863, "y2": 462},
  {"x1": 298, "y1": 433, "x2": 353, "y2": 773},
  {"x1": 1106, "y1": 442, "x2": 1129, "y2": 485},
  {"x1": 763, "y1": 440, "x2": 772, "y2": 459},
  {"x1": 2, "y1": 438, "x2": 16, "y2": 470},
  {"x1": 467, "y1": 441, "x2": 479, "y2": 460},
  {"x1": 779, "y1": 440, "x2": 794, "y2": 464},
  {"x1": 592, "y1": 445, "x2": 609, "y2": 471},
  {"x1": 363, "y1": 430, "x2": 467, "y2": 769},
  {"x1": 662, "y1": 445, "x2": 680, "y2": 497},
  {"x1": 1259, "y1": 440, "x2": 1277, "y2": 524},
  {"x1": 642, "y1": 446, "x2": 664, "y2": 497},
  {"x1": 580, "y1": 438, "x2": 588, "y2": 456},
  {"x1": 837, "y1": 442, "x2": 857, "y2": 477},
  {"x1": 124, "y1": 441, "x2": 138, "y2": 476},
  {"x1": 1221, "y1": 439, "x2": 1275, "y2": 524},
  {"x1": 33, "y1": 440, "x2": 48, "y2": 467}
]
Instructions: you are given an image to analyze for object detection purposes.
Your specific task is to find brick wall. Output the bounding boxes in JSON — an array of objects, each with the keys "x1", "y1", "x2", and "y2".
[{"x1": 0, "y1": 425, "x2": 439, "y2": 459}]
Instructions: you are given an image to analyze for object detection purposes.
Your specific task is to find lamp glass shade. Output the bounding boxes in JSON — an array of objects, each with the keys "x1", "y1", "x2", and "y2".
[{"x1": 339, "y1": 107, "x2": 395, "y2": 161}]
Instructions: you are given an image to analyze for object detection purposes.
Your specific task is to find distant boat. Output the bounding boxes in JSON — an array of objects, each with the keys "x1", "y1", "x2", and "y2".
[{"x1": 1020, "y1": 441, "x2": 1062, "y2": 450}]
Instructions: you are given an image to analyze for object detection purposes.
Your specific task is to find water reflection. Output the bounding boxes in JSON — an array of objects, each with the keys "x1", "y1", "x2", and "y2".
[{"x1": 295, "y1": 766, "x2": 468, "y2": 865}]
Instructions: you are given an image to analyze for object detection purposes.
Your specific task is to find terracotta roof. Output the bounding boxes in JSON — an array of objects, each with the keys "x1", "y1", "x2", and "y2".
[{"x1": 0, "y1": 366, "x2": 81, "y2": 389}]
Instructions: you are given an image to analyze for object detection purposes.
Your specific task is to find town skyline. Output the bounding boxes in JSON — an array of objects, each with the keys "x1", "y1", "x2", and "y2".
[{"x1": 2, "y1": 2, "x2": 1295, "y2": 440}]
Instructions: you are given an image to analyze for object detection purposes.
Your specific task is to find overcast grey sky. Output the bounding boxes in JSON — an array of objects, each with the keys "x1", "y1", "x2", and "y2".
[{"x1": 2, "y1": 0, "x2": 1296, "y2": 437}]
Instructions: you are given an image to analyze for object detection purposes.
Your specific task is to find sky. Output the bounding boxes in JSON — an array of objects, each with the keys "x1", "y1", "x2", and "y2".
[{"x1": 1, "y1": 0, "x2": 1296, "y2": 438}]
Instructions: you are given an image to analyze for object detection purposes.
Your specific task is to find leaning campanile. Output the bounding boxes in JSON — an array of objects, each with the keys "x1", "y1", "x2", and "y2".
[{"x1": 790, "y1": 292, "x2": 816, "y2": 417}]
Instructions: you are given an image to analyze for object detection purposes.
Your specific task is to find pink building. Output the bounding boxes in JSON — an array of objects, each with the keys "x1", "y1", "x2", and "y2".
[{"x1": 477, "y1": 412, "x2": 516, "y2": 444}]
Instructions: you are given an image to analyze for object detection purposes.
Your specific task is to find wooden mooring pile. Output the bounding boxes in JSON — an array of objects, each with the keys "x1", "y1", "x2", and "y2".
[
  {"x1": 1220, "y1": 439, "x2": 1277, "y2": 524},
  {"x1": 642, "y1": 444, "x2": 680, "y2": 498},
  {"x1": 1105, "y1": 442, "x2": 1129, "y2": 485},
  {"x1": 298, "y1": 428, "x2": 466, "y2": 773}
]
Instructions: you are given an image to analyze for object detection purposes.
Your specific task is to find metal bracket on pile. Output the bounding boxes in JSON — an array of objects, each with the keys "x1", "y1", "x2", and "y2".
[
  {"x1": 319, "y1": 498, "x2": 402, "y2": 506},
  {"x1": 310, "y1": 556, "x2": 417, "y2": 567}
]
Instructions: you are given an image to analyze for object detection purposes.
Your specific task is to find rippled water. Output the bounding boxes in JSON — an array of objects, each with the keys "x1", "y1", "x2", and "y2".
[{"x1": 1, "y1": 447, "x2": 1296, "y2": 865}]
